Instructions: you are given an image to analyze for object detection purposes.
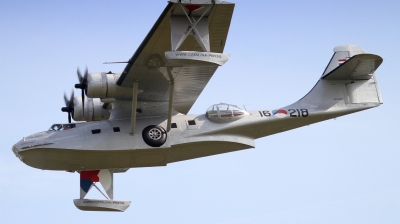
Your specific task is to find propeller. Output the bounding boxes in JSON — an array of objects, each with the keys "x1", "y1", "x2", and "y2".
[
  {"x1": 74, "y1": 67, "x2": 88, "y2": 116},
  {"x1": 61, "y1": 91, "x2": 75, "y2": 123}
]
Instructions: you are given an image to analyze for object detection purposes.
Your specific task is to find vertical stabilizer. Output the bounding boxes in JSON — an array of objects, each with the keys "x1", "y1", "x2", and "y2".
[{"x1": 290, "y1": 45, "x2": 382, "y2": 113}]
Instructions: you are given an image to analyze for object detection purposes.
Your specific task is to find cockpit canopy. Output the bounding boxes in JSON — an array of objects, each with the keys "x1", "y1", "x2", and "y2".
[
  {"x1": 206, "y1": 103, "x2": 249, "y2": 123},
  {"x1": 48, "y1": 123, "x2": 76, "y2": 131}
]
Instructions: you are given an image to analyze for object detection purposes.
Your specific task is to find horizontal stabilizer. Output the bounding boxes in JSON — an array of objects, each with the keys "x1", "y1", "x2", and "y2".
[{"x1": 322, "y1": 54, "x2": 383, "y2": 80}]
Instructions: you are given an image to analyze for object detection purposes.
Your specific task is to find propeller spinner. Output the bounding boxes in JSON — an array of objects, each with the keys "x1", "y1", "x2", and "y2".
[{"x1": 61, "y1": 91, "x2": 75, "y2": 123}]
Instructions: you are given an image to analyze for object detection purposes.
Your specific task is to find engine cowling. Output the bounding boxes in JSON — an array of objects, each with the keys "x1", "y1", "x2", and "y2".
[
  {"x1": 86, "y1": 72, "x2": 132, "y2": 99},
  {"x1": 73, "y1": 96, "x2": 110, "y2": 121}
]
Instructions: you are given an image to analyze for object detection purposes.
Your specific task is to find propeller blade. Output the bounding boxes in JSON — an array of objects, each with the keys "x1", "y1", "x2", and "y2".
[
  {"x1": 62, "y1": 91, "x2": 75, "y2": 123},
  {"x1": 75, "y1": 66, "x2": 89, "y2": 117},
  {"x1": 81, "y1": 89, "x2": 85, "y2": 117},
  {"x1": 75, "y1": 67, "x2": 88, "y2": 89},
  {"x1": 63, "y1": 92, "x2": 69, "y2": 107},
  {"x1": 77, "y1": 67, "x2": 83, "y2": 82},
  {"x1": 68, "y1": 90, "x2": 75, "y2": 108},
  {"x1": 68, "y1": 112, "x2": 72, "y2": 123},
  {"x1": 83, "y1": 67, "x2": 88, "y2": 83}
]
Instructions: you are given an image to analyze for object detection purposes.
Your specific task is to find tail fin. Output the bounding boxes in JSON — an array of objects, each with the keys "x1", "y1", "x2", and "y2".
[{"x1": 290, "y1": 45, "x2": 383, "y2": 112}]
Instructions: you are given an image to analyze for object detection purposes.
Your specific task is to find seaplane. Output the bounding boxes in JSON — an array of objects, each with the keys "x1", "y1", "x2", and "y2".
[{"x1": 12, "y1": 0, "x2": 383, "y2": 212}]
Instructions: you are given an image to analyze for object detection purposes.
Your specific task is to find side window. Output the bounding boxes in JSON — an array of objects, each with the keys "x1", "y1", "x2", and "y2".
[
  {"x1": 91, "y1": 129, "x2": 101, "y2": 134},
  {"x1": 186, "y1": 120, "x2": 198, "y2": 130}
]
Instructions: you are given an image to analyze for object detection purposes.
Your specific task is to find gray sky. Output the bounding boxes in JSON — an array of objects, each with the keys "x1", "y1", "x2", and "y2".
[{"x1": 1, "y1": 0, "x2": 399, "y2": 223}]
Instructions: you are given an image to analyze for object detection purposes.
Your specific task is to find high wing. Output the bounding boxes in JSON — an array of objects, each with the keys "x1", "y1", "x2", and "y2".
[{"x1": 116, "y1": 1, "x2": 235, "y2": 115}]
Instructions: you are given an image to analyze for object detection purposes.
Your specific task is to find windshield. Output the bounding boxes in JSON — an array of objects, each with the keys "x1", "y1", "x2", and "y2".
[{"x1": 48, "y1": 124, "x2": 76, "y2": 131}]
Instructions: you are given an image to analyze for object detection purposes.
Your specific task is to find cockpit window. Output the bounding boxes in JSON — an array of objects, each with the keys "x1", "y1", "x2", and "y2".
[
  {"x1": 63, "y1": 124, "x2": 76, "y2": 130},
  {"x1": 48, "y1": 124, "x2": 76, "y2": 131},
  {"x1": 206, "y1": 103, "x2": 249, "y2": 123}
]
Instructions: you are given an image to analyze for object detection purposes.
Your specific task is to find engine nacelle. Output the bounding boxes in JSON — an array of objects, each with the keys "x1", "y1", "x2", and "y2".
[
  {"x1": 86, "y1": 73, "x2": 132, "y2": 99},
  {"x1": 73, "y1": 97, "x2": 110, "y2": 122}
]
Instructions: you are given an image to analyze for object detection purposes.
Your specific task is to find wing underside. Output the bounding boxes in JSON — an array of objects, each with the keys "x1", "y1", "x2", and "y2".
[{"x1": 116, "y1": 2, "x2": 235, "y2": 115}]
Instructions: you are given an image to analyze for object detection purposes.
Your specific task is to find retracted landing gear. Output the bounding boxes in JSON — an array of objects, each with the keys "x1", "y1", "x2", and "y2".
[
  {"x1": 73, "y1": 169, "x2": 130, "y2": 212},
  {"x1": 142, "y1": 125, "x2": 167, "y2": 147}
]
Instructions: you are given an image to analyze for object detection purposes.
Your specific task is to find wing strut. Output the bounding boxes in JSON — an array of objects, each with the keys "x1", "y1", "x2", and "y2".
[
  {"x1": 130, "y1": 81, "x2": 139, "y2": 135},
  {"x1": 167, "y1": 81, "x2": 175, "y2": 132},
  {"x1": 172, "y1": 3, "x2": 213, "y2": 52}
]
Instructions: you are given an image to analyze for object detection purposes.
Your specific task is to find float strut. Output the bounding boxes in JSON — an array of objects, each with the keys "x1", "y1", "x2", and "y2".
[
  {"x1": 167, "y1": 81, "x2": 175, "y2": 132},
  {"x1": 130, "y1": 81, "x2": 139, "y2": 135}
]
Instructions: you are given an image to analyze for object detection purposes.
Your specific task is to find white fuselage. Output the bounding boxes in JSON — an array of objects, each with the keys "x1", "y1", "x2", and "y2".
[
  {"x1": 12, "y1": 102, "x2": 375, "y2": 171},
  {"x1": 12, "y1": 73, "x2": 383, "y2": 171}
]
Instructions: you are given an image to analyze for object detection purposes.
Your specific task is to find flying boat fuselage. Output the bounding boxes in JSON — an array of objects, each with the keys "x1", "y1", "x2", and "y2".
[{"x1": 12, "y1": 101, "x2": 374, "y2": 172}]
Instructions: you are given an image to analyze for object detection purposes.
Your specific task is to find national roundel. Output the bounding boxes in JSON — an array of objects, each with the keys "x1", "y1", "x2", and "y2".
[{"x1": 272, "y1": 109, "x2": 287, "y2": 118}]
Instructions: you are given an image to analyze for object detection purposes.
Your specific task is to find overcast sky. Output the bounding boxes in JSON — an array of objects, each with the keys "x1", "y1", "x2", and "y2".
[{"x1": 1, "y1": 0, "x2": 399, "y2": 223}]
